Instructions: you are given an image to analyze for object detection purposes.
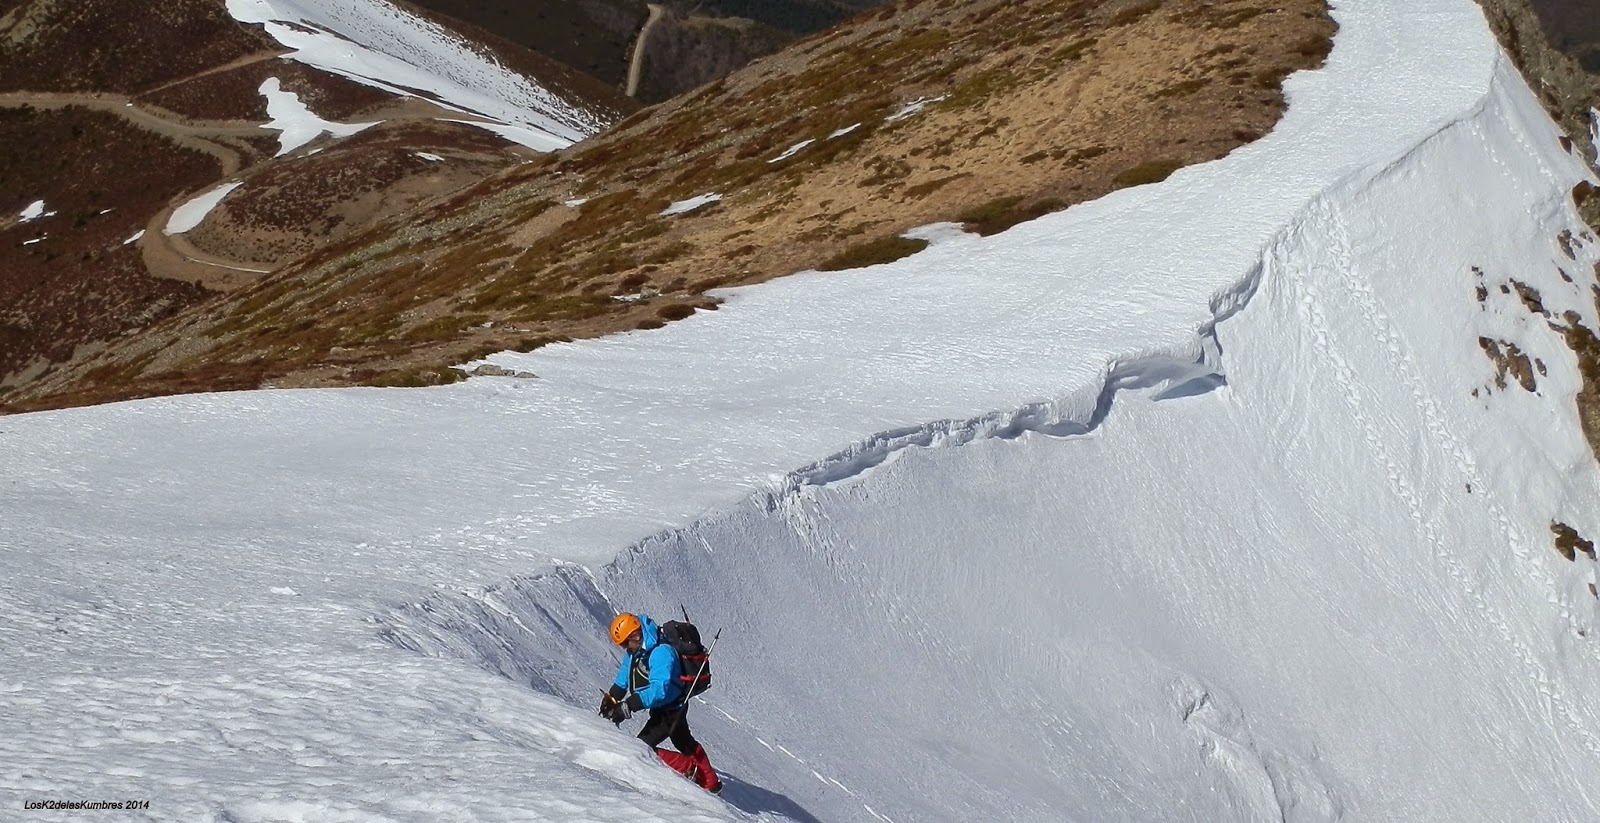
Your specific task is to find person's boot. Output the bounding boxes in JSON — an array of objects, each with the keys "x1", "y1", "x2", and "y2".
[{"x1": 689, "y1": 744, "x2": 722, "y2": 794}]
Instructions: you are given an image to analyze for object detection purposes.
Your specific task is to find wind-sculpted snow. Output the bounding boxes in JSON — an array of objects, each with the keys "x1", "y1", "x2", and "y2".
[
  {"x1": 5, "y1": 1, "x2": 1600, "y2": 820},
  {"x1": 385, "y1": 70, "x2": 1600, "y2": 815}
]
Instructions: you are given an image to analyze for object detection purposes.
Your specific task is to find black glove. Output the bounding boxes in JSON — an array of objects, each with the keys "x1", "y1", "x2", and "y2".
[
  {"x1": 598, "y1": 689, "x2": 637, "y2": 725},
  {"x1": 606, "y1": 702, "x2": 631, "y2": 724},
  {"x1": 599, "y1": 693, "x2": 626, "y2": 724},
  {"x1": 625, "y1": 693, "x2": 644, "y2": 713}
]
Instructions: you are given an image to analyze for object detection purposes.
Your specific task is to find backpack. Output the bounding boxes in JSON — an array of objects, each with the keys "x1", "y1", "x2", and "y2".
[{"x1": 658, "y1": 620, "x2": 712, "y2": 696}]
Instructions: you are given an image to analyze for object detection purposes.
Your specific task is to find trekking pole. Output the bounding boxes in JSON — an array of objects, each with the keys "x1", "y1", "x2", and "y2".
[{"x1": 690, "y1": 629, "x2": 720, "y2": 706}]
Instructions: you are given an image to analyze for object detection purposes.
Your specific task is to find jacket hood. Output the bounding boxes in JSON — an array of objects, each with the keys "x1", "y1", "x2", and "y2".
[{"x1": 638, "y1": 615, "x2": 660, "y2": 650}]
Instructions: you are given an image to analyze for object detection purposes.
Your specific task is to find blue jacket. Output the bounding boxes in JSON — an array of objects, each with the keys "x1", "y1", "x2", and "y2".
[{"x1": 612, "y1": 615, "x2": 685, "y2": 709}]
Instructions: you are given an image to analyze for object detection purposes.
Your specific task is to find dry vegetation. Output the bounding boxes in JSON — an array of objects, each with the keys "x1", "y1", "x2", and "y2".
[
  {"x1": 5, "y1": 0, "x2": 1338, "y2": 411},
  {"x1": 136, "y1": 61, "x2": 397, "y2": 124},
  {"x1": 0, "y1": 106, "x2": 218, "y2": 387},
  {"x1": 0, "y1": 0, "x2": 275, "y2": 94},
  {"x1": 186, "y1": 120, "x2": 534, "y2": 267},
  {"x1": 1, "y1": 0, "x2": 644, "y2": 406}
]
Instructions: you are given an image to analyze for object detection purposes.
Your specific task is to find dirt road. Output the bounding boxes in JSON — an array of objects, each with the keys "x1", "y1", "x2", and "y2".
[
  {"x1": 626, "y1": 4, "x2": 665, "y2": 98},
  {"x1": 0, "y1": 91, "x2": 269, "y2": 176}
]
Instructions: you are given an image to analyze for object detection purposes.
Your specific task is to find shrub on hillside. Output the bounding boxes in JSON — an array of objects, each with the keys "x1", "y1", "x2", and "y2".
[
  {"x1": 958, "y1": 196, "x2": 1067, "y2": 236},
  {"x1": 1113, "y1": 158, "x2": 1183, "y2": 188},
  {"x1": 358, "y1": 365, "x2": 466, "y2": 388},
  {"x1": 818, "y1": 235, "x2": 929, "y2": 271}
]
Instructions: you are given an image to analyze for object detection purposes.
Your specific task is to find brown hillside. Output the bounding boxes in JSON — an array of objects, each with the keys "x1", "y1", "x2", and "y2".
[
  {"x1": 136, "y1": 60, "x2": 397, "y2": 124},
  {"x1": 6, "y1": 0, "x2": 1337, "y2": 411},
  {"x1": 0, "y1": 0, "x2": 275, "y2": 94},
  {"x1": 1, "y1": 0, "x2": 641, "y2": 405},
  {"x1": 0, "y1": 106, "x2": 218, "y2": 388},
  {"x1": 182, "y1": 120, "x2": 537, "y2": 269},
  {"x1": 663, "y1": 0, "x2": 883, "y2": 35}
]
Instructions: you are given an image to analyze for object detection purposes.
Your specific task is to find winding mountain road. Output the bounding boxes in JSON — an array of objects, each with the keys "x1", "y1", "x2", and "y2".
[
  {"x1": 0, "y1": 88, "x2": 283, "y2": 284},
  {"x1": 0, "y1": 91, "x2": 268, "y2": 176},
  {"x1": 626, "y1": 4, "x2": 665, "y2": 99}
]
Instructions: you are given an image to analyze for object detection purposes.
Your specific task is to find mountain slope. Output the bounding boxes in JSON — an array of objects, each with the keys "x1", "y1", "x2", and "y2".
[
  {"x1": 0, "y1": 0, "x2": 276, "y2": 93},
  {"x1": 4, "y1": 0, "x2": 1336, "y2": 411},
  {"x1": 5, "y1": 1, "x2": 1600, "y2": 820},
  {"x1": 229, "y1": 0, "x2": 629, "y2": 146},
  {"x1": 401, "y1": 0, "x2": 650, "y2": 87},
  {"x1": 0, "y1": 0, "x2": 633, "y2": 406},
  {"x1": 1531, "y1": 0, "x2": 1600, "y2": 70},
  {"x1": 633, "y1": 6, "x2": 798, "y2": 104},
  {"x1": 396, "y1": 0, "x2": 885, "y2": 103}
]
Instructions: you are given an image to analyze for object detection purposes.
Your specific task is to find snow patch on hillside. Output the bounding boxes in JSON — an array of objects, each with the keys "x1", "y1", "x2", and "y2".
[
  {"x1": 165, "y1": 182, "x2": 243, "y2": 235},
  {"x1": 389, "y1": 54, "x2": 1600, "y2": 822},
  {"x1": 769, "y1": 139, "x2": 814, "y2": 163},
  {"x1": 260, "y1": 77, "x2": 378, "y2": 155},
  {"x1": 885, "y1": 95, "x2": 944, "y2": 123},
  {"x1": 663, "y1": 193, "x2": 722, "y2": 216},
  {"x1": 227, "y1": 0, "x2": 603, "y2": 151},
  {"x1": 18, "y1": 199, "x2": 54, "y2": 222}
]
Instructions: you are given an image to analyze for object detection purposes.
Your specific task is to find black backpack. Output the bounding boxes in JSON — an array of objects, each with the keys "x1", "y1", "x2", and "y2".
[{"x1": 658, "y1": 620, "x2": 711, "y2": 696}]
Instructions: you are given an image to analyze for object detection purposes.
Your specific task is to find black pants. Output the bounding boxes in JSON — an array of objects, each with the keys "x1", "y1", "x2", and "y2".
[{"x1": 637, "y1": 706, "x2": 698, "y2": 754}]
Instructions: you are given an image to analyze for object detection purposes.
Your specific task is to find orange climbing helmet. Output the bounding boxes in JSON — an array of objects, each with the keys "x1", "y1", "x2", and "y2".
[{"x1": 609, "y1": 612, "x2": 642, "y2": 645}]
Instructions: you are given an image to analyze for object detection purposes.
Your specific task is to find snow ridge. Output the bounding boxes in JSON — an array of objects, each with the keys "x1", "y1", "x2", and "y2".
[{"x1": 379, "y1": 32, "x2": 1600, "y2": 822}]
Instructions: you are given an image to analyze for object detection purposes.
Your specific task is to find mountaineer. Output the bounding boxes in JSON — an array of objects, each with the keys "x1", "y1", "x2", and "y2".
[{"x1": 598, "y1": 611, "x2": 722, "y2": 794}]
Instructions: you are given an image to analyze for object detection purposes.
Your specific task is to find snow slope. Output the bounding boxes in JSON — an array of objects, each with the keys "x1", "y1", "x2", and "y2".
[
  {"x1": 5, "y1": 0, "x2": 1600, "y2": 821},
  {"x1": 227, "y1": 0, "x2": 604, "y2": 151}
]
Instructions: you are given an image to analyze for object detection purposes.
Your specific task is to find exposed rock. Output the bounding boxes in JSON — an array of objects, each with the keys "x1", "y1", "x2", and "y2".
[{"x1": 470, "y1": 363, "x2": 537, "y2": 378}]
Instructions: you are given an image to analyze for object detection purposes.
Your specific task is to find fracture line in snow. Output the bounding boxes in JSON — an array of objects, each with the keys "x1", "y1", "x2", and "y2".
[{"x1": 759, "y1": 327, "x2": 1226, "y2": 497}]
